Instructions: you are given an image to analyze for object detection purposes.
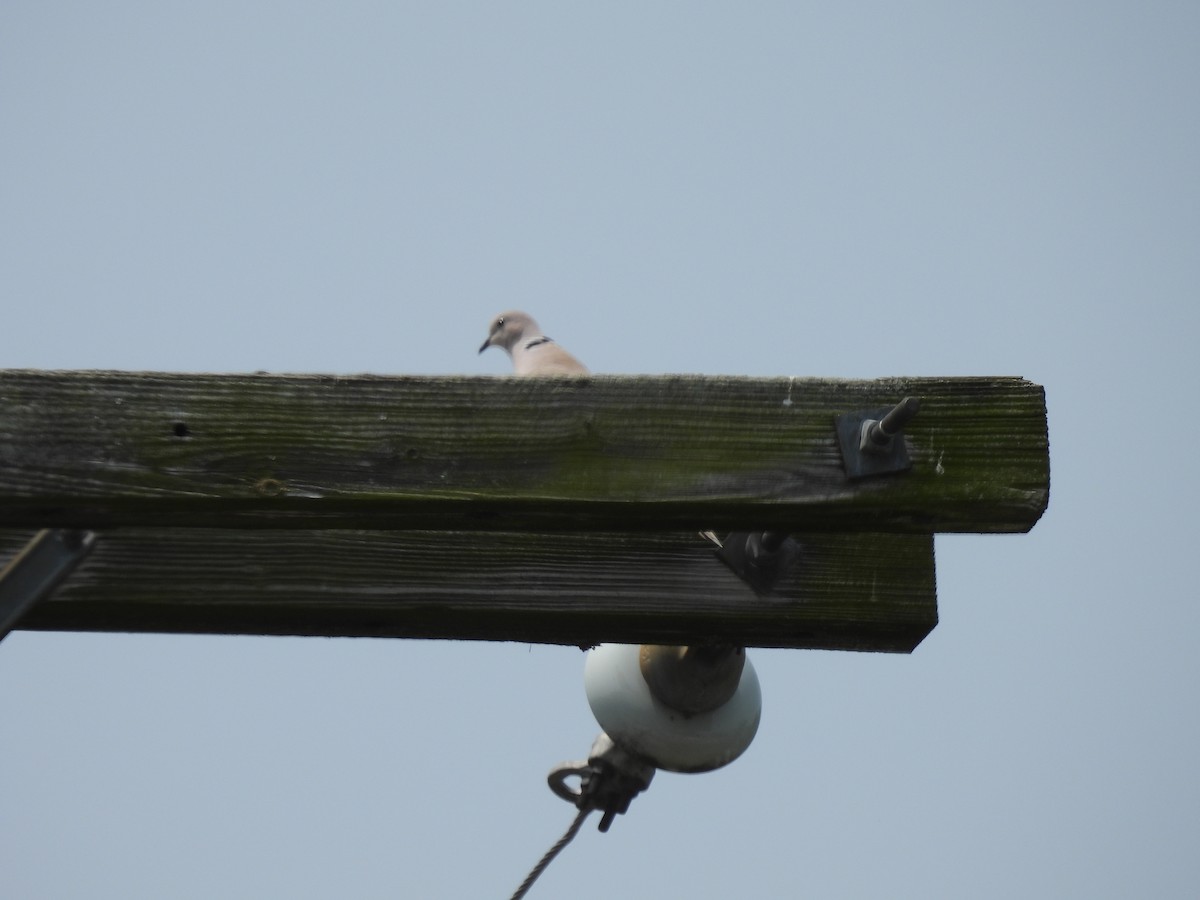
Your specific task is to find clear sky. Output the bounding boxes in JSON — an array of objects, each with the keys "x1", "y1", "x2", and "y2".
[{"x1": 2, "y1": 3, "x2": 1197, "y2": 898}]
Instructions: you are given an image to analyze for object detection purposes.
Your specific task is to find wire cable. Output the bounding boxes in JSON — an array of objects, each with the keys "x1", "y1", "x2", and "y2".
[{"x1": 508, "y1": 806, "x2": 592, "y2": 900}]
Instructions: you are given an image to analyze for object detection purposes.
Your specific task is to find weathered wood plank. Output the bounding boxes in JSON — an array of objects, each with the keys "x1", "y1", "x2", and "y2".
[
  {"x1": 0, "y1": 370, "x2": 1048, "y2": 533},
  {"x1": 4, "y1": 529, "x2": 937, "y2": 652}
]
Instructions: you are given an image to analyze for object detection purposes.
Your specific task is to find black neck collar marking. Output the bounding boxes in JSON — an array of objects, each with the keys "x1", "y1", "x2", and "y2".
[{"x1": 523, "y1": 336, "x2": 554, "y2": 350}]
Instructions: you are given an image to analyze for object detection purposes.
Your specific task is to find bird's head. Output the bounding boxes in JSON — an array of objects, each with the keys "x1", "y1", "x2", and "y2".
[{"x1": 479, "y1": 310, "x2": 539, "y2": 355}]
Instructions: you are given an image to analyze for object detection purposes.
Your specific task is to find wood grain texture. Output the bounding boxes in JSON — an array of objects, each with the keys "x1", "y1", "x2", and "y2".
[
  {"x1": 4, "y1": 529, "x2": 937, "y2": 652},
  {"x1": 0, "y1": 370, "x2": 1048, "y2": 533}
]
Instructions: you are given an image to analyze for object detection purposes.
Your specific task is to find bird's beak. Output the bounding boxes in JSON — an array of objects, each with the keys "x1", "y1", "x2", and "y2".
[{"x1": 478, "y1": 337, "x2": 491, "y2": 354}]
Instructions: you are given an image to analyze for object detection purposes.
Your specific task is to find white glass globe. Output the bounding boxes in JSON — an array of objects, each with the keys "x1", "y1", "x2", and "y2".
[{"x1": 583, "y1": 643, "x2": 762, "y2": 773}]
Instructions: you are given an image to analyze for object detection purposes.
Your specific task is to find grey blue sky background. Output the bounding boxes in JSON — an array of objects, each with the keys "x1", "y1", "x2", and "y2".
[{"x1": 2, "y1": 3, "x2": 1197, "y2": 897}]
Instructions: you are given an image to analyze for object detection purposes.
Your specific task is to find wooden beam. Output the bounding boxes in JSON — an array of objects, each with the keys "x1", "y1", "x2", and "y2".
[
  {"x1": 4, "y1": 529, "x2": 937, "y2": 652},
  {"x1": 0, "y1": 371, "x2": 1048, "y2": 534}
]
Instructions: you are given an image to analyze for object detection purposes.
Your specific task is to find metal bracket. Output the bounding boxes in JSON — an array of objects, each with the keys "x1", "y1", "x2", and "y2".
[
  {"x1": 835, "y1": 396, "x2": 921, "y2": 479},
  {"x1": 714, "y1": 531, "x2": 802, "y2": 595},
  {"x1": 0, "y1": 529, "x2": 97, "y2": 641},
  {"x1": 547, "y1": 732, "x2": 656, "y2": 832}
]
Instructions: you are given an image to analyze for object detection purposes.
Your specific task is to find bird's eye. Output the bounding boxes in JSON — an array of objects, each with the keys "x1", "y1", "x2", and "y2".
[{"x1": 497, "y1": 316, "x2": 505, "y2": 327}]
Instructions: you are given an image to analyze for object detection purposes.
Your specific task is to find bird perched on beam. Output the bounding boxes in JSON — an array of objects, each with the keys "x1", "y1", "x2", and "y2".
[
  {"x1": 479, "y1": 311, "x2": 716, "y2": 547},
  {"x1": 479, "y1": 310, "x2": 589, "y2": 376},
  {"x1": 479, "y1": 313, "x2": 722, "y2": 551}
]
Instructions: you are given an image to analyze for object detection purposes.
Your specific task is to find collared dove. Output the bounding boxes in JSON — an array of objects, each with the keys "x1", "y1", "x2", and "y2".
[
  {"x1": 478, "y1": 310, "x2": 589, "y2": 376},
  {"x1": 478, "y1": 310, "x2": 720, "y2": 547}
]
